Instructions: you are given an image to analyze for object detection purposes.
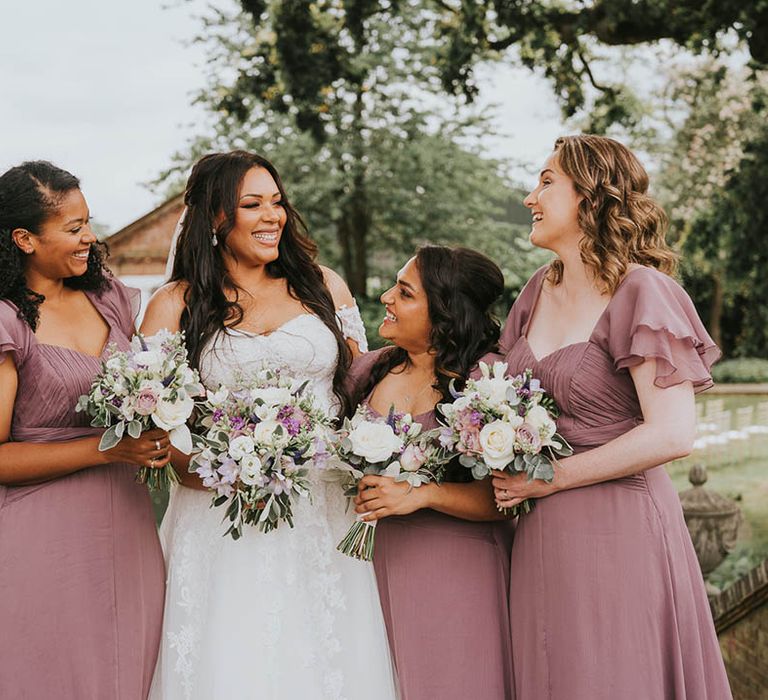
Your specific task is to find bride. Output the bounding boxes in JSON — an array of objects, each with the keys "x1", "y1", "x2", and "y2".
[{"x1": 141, "y1": 151, "x2": 397, "y2": 700}]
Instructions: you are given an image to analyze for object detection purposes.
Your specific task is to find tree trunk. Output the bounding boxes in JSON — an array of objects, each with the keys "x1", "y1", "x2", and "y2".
[
  {"x1": 709, "y1": 269, "x2": 723, "y2": 350},
  {"x1": 335, "y1": 86, "x2": 370, "y2": 298}
]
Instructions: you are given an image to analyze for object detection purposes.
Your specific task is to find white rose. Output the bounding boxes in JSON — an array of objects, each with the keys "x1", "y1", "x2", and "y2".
[
  {"x1": 252, "y1": 419, "x2": 286, "y2": 448},
  {"x1": 151, "y1": 394, "x2": 195, "y2": 430},
  {"x1": 228, "y1": 435, "x2": 256, "y2": 460},
  {"x1": 478, "y1": 420, "x2": 517, "y2": 469},
  {"x1": 133, "y1": 349, "x2": 164, "y2": 372},
  {"x1": 239, "y1": 453, "x2": 264, "y2": 486},
  {"x1": 526, "y1": 405, "x2": 557, "y2": 443},
  {"x1": 347, "y1": 422, "x2": 404, "y2": 464},
  {"x1": 250, "y1": 386, "x2": 292, "y2": 408}
]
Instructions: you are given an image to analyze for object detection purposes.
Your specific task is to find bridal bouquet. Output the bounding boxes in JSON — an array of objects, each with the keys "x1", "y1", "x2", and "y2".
[
  {"x1": 189, "y1": 367, "x2": 334, "y2": 540},
  {"x1": 76, "y1": 329, "x2": 203, "y2": 490},
  {"x1": 334, "y1": 405, "x2": 452, "y2": 561},
  {"x1": 437, "y1": 361, "x2": 572, "y2": 515}
]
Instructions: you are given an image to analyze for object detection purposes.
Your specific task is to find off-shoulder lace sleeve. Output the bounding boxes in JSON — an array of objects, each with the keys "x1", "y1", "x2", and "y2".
[
  {"x1": 336, "y1": 304, "x2": 369, "y2": 352},
  {"x1": 605, "y1": 268, "x2": 721, "y2": 393},
  {"x1": 0, "y1": 303, "x2": 29, "y2": 367}
]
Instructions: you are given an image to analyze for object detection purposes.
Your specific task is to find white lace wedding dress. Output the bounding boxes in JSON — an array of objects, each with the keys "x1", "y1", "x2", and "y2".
[{"x1": 149, "y1": 309, "x2": 398, "y2": 700}]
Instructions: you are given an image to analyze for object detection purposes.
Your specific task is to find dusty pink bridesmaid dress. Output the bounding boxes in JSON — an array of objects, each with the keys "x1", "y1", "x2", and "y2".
[
  {"x1": 348, "y1": 349, "x2": 516, "y2": 700},
  {"x1": 0, "y1": 280, "x2": 165, "y2": 700},
  {"x1": 501, "y1": 265, "x2": 732, "y2": 699}
]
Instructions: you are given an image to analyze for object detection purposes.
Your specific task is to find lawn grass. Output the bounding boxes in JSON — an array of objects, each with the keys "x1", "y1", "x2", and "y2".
[{"x1": 668, "y1": 393, "x2": 768, "y2": 590}]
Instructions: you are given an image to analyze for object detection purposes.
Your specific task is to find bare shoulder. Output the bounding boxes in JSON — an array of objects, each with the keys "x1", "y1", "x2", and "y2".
[
  {"x1": 141, "y1": 281, "x2": 188, "y2": 334},
  {"x1": 319, "y1": 265, "x2": 355, "y2": 309}
]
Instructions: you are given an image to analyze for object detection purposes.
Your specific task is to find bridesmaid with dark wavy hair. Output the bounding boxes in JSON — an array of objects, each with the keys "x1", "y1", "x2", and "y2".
[
  {"x1": 0, "y1": 161, "x2": 166, "y2": 699},
  {"x1": 350, "y1": 245, "x2": 515, "y2": 700},
  {"x1": 493, "y1": 135, "x2": 731, "y2": 698}
]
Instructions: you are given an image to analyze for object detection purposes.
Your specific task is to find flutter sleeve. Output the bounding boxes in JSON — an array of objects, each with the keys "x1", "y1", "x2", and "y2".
[
  {"x1": 336, "y1": 303, "x2": 369, "y2": 352},
  {"x1": 99, "y1": 278, "x2": 142, "y2": 339},
  {"x1": 605, "y1": 268, "x2": 721, "y2": 393},
  {"x1": 0, "y1": 302, "x2": 30, "y2": 368}
]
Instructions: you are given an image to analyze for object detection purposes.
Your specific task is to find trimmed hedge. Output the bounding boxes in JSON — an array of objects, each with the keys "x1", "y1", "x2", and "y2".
[{"x1": 712, "y1": 358, "x2": 768, "y2": 384}]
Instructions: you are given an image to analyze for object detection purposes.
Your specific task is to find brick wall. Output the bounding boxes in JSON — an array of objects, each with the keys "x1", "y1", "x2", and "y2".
[{"x1": 713, "y1": 559, "x2": 768, "y2": 699}]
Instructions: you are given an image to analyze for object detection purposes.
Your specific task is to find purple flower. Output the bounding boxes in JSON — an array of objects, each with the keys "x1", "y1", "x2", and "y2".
[
  {"x1": 218, "y1": 456, "x2": 240, "y2": 484},
  {"x1": 230, "y1": 416, "x2": 246, "y2": 432},
  {"x1": 212, "y1": 408, "x2": 224, "y2": 423}
]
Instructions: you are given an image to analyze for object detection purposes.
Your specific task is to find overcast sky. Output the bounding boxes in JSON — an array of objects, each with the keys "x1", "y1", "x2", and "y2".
[{"x1": 0, "y1": 0, "x2": 565, "y2": 233}]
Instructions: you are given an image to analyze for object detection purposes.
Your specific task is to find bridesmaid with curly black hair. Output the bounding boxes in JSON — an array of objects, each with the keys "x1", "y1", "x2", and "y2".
[
  {"x1": 0, "y1": 161, "x2": 166, "y2": 699},
  {"x1": 349, "y1": 245, "x2": 515, "y2": 700}
]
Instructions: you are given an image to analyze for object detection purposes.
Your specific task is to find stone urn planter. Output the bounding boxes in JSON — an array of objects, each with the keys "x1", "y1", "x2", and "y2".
[{"x1": 679, "y1": 463, "x2": 743, "y2": 596}]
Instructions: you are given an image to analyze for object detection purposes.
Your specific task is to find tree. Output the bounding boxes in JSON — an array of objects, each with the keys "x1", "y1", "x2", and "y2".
[
  {"x1": 230, "y1": 1, "x2": 766, "y2": 131},
  {"x1": 428, "y1": 0, "x2": 768, "y2": 123},
  {"x1": 646, "y1": 59, "x2": 768, "y2": 356},
  {"x1": 158, "y1": 0, "x2": 546, "y2": 297}
]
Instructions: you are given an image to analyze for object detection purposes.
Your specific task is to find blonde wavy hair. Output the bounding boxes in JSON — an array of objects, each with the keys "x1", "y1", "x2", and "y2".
[{"x1": 547, "y1": 134, "x2": 678, "y2": 294}]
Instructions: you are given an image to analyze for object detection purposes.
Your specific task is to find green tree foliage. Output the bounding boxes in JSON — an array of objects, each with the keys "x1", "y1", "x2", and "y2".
[
  {"x1": 159, "y1": 0, "x2": 546, "y2": 298},
  {"x1": 648, "y1": 61, "x2": 768, "y2": 357},
  {"x1": 428, "y1": 0, "x2": 767, "y2": 126}
]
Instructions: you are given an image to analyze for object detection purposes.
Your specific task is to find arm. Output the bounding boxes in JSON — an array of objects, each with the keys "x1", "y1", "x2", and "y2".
[
  {"x1": 320, "y1": 265, "x2": 364, "y2": 358},
  {"x1": 354, "y1": 473, "x2": 508, "y2": 522},
  {"x1": 493, "y1": 359, "x2": 696, "y2": 507},
  {"x1": 0, "y1": 354, "x2": 171, "y2": 486}
]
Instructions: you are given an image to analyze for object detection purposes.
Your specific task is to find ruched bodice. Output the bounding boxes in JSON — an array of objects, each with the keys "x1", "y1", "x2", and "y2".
[{"x1": 500, "y1": 265, "x2": 721, "y2": 453}]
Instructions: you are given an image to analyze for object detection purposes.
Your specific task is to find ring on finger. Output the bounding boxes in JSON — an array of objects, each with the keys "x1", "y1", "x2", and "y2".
[
  {"x1": 149, "y1": 457, "x2": 156, "y2": 468},
  {"x1": 155, "y1": 440, "x2": 161, "y2": 451}
]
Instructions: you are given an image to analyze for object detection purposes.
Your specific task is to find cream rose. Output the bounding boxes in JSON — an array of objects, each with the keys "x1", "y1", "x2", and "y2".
[
  {"x1": 152, "y1": 394, "x2": 195, "y2": 430},
  {"x1": 252, "y1": 419, "x2": 287, "y2": 448},
  {"x1": 478, "y1": 420, "x2": 517, "y2": 469},
  {"x1": 347, "y1": 422, "x2": 404, "y2": 464}
]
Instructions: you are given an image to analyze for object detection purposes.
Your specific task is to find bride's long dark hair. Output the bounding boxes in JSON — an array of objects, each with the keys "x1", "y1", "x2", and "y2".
[{"x1": 170, "y1": 150, "x2": 351, "y2": 414}]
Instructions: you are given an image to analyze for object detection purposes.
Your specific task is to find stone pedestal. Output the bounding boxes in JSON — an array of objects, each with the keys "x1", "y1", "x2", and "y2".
[{"x1": 679, "y1": 463, "x2": 742, "y2": 596}]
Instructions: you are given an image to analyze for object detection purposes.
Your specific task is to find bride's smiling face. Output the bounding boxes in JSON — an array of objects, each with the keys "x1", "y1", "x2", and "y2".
[{"x1": 221, "y1": 167, "x2": 287, "y2": 266}]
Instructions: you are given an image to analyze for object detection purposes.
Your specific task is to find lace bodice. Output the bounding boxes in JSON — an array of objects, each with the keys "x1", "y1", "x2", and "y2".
[{"x1": 198, "y1": 307, "x2": 368, "y2": 415}]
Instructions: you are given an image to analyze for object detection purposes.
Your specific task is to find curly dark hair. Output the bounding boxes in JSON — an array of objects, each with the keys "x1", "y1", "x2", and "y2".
[
  {"x1": 169, "y1": 150, "x2": 352, "y2": 414},
  {"x1": 0, "y1": 160, "x2": 111, "y2": 330},
  {"x1": 354, "y1": 245, "x2": 504, "y2": 410}
]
